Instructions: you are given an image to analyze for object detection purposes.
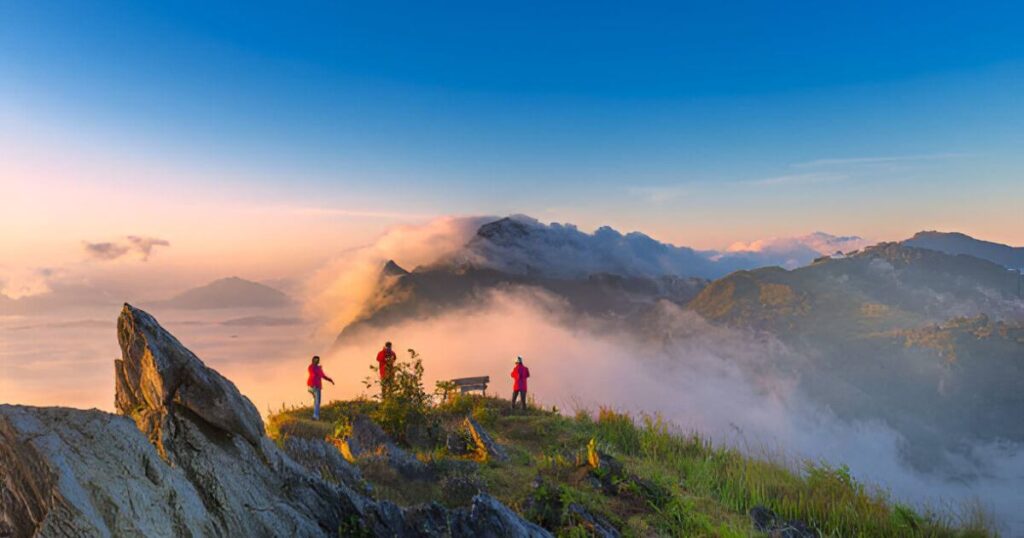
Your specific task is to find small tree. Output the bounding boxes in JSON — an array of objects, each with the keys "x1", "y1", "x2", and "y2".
[{"x1": 364, "y1": 348, "x2": 431, "y2": 443}]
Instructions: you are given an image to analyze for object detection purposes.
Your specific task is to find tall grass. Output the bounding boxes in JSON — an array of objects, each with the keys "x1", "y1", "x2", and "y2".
[{"x1": 587, "y1": 407, "x2": 994, "y2": 537}]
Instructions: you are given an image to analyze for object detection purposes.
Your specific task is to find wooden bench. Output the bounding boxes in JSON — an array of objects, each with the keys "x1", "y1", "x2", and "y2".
[{"x1": 443, "y1": 376, "x2": 490, "y2": 399}]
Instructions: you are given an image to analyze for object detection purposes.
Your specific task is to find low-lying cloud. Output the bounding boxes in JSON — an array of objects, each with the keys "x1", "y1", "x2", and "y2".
[
  {"x1": 304, "y1": 215, "x2": 494, "y2": 334},
  {"x1": 306, "y1": 215, "x2": 1021, "y2": 533},
  {"x1": 327, "y1": 288, "x2": 1022, "y2": 533}
]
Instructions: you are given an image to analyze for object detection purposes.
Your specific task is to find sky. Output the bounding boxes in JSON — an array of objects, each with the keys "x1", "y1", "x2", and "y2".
[{"x1": 1, "y1": 1, "x2": 1023, "y2": 292}]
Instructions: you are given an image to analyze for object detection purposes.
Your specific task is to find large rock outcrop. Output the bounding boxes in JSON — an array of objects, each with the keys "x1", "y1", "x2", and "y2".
[
  {"x1": 0, "y1": 304, "x2": 551, "y2": 537},
  {"x1": 114, "y1": 304, "x2": 265, "y2": 457}
]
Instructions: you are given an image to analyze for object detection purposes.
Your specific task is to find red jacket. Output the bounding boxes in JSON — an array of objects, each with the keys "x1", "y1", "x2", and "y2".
[
  {"x1": 376, "y1": 348, "x2": 396, "y2": 379},
  {"x1": 511, "y1": 364, "x2": 530, "y2": 392},
  {"x1": 307, "y1": 364, "x2": 332, "y2": 389}
]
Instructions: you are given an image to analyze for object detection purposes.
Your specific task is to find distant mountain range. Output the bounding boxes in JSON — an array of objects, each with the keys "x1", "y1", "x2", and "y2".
[
  {"x1": 149, "y1": 277, "x2": 293, "y2": 310},
  {"x1": 335, "y1": 217, "x2": 1024, "y2": 473},
  {"x1": 439, "y1": 215, "x2": 864, "y2": 280},
  {"x1": 689, "y1": 241, "x2": 1023, "y2": 470},
  {"x1": 902, "y1": 230, "x2": 1024, "y2": 269}
]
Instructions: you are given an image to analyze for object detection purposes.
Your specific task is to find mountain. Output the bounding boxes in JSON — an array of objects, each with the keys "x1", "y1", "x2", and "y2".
[
  {"x1": 903, "y1": 230, "x2": 1024, "y2": 269},
  {"x1": 153, "y1": 277, "x2": 292, "y2": 310},
  {"x1": 337, "y1": 217, "x2": 870, "y2": 343},
  {"x1": 337, "y1": 259, "x2": 707, "y2": 344},
  {"x1": 444, "y1": 216, "x2": 734, "y2": 279},
  {"x1": 689, "y1": 242, "x2": 1024, "y2": 471},
  {"x1": 439, "y1": 216, "x2": 863, "y2": 280},
  {"x1": 690, "y1": 242, "x2": 1022, "y2": 332}
]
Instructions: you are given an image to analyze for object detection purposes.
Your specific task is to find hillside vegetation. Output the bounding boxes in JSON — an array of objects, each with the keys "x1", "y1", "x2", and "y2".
[{"x1": 268, "y1": 394, "x2": 993, "y2": 537}]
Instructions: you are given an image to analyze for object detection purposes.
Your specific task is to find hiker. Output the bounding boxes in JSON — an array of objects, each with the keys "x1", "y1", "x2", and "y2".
[
  {"x1": 376, "y1": 341, "x2": 397, "y2": 396},
  {"x1": 306, "y1": 355, "x2": 334, "y2": 420},
  {"x1": 511, "y1": 356, "x2": 530, "y2": 410}
]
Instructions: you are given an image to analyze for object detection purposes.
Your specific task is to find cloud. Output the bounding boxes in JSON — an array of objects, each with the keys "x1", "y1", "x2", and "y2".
[
  {"x1": 0, "y1": 266, "x2": 61, "y2": 299},
  {"x1": 126, "y1": 236, "x2": 171, "y2": 261},
  {"x1": 323, "y1": 288, "x2": 1021, "y2": 533},
  {"x1": 720, "y1": 232, "x2": 870, "y2": 268},
  {"x1": 720, "y1": 231, "x2": 872, "y2": 255},
  {"x1": 744, "y1": 173, "x2": 847, "y2": 186},
  {"x1": 83, "y1": 241, "x2": 131, "y2": 260},
  {"x1": 304, "y1": 215, "x2": 495, "y2": 333},
  {"x1": 83, "y1": 236, "x2": 170, "y2": 262},
  {"x1": 793, "y1": 153, "x2": 972, "y2": 168}
]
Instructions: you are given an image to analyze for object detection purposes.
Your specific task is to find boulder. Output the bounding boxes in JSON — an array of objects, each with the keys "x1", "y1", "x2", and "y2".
[
  {"x1": 281, "y1": 436, "x2": 369, "y2": 494},
  {"x1": 339, "y1": 414, "x2": 429, "y2": 478},
  {"x1": 465, "y1": 417, "x2": 509, "y2": 462},
  {"x1": 115, "y1": 304, "x2": 265, "y2": 458},
  {"x1": 449, "y1": 495, "x2": 552, "y2": 538}
]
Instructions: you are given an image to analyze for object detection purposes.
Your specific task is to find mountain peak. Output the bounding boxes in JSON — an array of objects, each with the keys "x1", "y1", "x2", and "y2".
[
  {"x1": 381, "y1": 260, "x2": 409, "y2": 277},
  {"x1": 475, "y1": 217, "x2": 536, "y2": 242},
  {"x1": 154, "y1": 277, "x2": 292, "y2": 310},
  {"x1": 902, "y1": 230, "x2": 1024, "y2": 269}
]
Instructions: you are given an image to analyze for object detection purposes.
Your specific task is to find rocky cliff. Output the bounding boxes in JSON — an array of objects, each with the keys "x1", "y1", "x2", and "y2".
[{"x1": 0, "y1": 304, "x2": 550, "y2": 538}]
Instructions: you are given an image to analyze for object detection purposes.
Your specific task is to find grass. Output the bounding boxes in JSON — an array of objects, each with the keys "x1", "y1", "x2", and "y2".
[{"x1": 267, "y1": 396, "x2": 996, "y2": 537}]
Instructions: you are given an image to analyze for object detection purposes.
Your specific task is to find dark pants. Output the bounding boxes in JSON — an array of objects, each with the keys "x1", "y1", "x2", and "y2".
[{"x1": 512, "y1": 390, "x2": 527, "y2": 410}]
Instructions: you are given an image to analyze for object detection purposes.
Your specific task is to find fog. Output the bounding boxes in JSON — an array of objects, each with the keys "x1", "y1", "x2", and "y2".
[{"x1": 327, "y1": 288, "x2": 1023, "y2": 534}]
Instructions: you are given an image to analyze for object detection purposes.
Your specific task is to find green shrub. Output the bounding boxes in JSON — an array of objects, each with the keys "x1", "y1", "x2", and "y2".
[{"x1": 363, "y1": 348, "x2": 433, "y2": 443}]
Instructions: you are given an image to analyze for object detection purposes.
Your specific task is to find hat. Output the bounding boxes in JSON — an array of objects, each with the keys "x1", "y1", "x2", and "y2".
[{"x1": 516, "y1": 356, "x2": 523, "y2": 364}]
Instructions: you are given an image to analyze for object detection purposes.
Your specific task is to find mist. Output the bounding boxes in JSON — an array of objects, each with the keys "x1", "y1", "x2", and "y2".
[
  {"x1": 301, "y1": 216, "x2": 1024, "y2": 534},
  {"x1": 325, "y1": 287, "x2": 1023, "y2": 533}
]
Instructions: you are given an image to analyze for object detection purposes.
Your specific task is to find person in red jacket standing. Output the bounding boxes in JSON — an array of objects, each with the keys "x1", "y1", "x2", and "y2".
[
  {"x1": 376, "y1": 341, "x2": 396, "y2": 397},
  {"x1": 511, "y1": 356, "x2": 530, "y2": 410},
  {"x1": 306, "y1": 355, "x2": 334, "y2": 420}
]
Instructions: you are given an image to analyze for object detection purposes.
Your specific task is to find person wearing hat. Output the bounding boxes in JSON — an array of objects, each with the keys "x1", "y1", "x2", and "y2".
[
  {"x1": 510, "y1": 356, "x2": 530, "y2": 410},
  {"x1": 306, "y1": 355, "x2": 334, "y2": 420}
]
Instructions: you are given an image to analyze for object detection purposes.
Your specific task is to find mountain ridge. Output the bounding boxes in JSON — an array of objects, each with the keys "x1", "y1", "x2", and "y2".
[{"x1": 149, "y1": 276, "x2": 293, "y2": 310}]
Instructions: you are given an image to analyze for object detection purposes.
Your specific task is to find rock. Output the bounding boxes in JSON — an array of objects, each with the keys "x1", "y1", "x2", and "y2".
[
  {"x1": 281, "y1": 436, "x2": 369, "y2": 494},
  {"x1": 465, "y1": 417, "x2": 509, "y2": 462},
  {"x1": 438, "y1": 474, "x2": 483, "y2": 507},
  {"x1": 340, "y1": 414, "x2": 429, "y2": 479},
  {"x1": 404, "y1": 420, "x2": 441, "y2": 450},
  {"x1": 566, "y1": 503, "x2": 620, "y2": 538},
  {"x1": 360, "y1": 495, "x2": 552, "y2": 537},
  {"x1": 0, "y1": 405, "x2": 217, "y2": 538},
  {"x1": 445, "y1": 430, "x2": 473, "y2": 456},
  {"x1": 749, "y1": 505, "x2": 818, "y2": 538},
  {"x1": 115, "y1": 303, "x2": 265, "y2": 458},
  {"x1": 1, "y1": 304, "x2": 546, "y2": 538},
  {"x1": 584, "y1": 447, "x2": 668, "y2": 505},
  {"x1": 450, "y1": 495, "x2": 552, "y2": 538}
]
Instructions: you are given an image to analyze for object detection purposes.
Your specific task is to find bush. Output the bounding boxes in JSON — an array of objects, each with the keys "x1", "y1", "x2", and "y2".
[{"x1": 363, "y1": 348, "x2": 433, "y2": 443}]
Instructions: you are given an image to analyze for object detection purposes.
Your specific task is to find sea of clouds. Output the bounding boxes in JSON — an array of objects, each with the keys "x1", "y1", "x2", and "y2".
[{"x1": 308, "y1": 215, "x2": 1021, "y2": 534}]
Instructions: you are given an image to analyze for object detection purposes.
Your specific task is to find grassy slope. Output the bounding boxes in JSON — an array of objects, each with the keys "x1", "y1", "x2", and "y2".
[{"x1": 268, "y1": 396, "x2": 993, "y2": 537}]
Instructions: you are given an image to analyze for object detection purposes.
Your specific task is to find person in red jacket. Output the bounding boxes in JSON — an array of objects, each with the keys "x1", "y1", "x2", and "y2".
[
  {"x1": 306, "y1": 355, "x2": 334, "y2": 420},
  {"x1": 376, "y1": 342, "x2": 396, "y2": 397},
  {"x1": 511, "y1": 356, "x2": 530, "y2": 410}
]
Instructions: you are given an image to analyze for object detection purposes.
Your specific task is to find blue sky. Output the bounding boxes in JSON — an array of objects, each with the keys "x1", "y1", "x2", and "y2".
[{"x1": 2, "y1": 1, "x2": 1022, "y2": 249}]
